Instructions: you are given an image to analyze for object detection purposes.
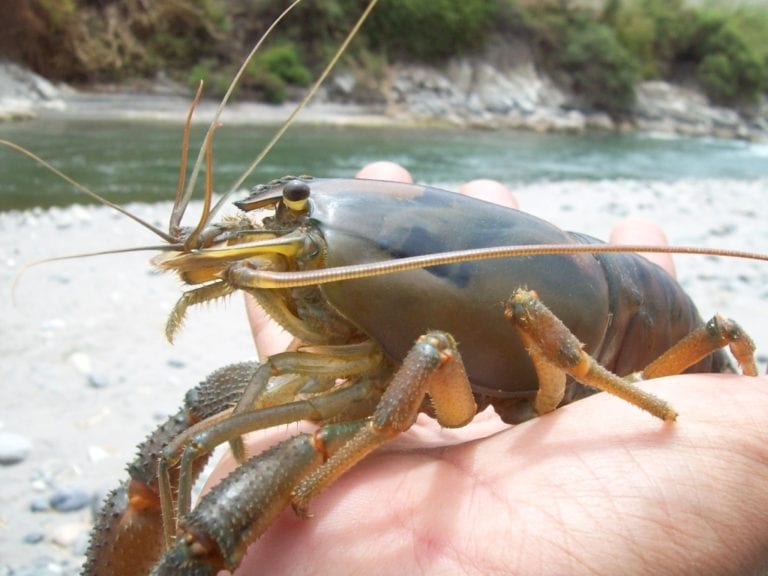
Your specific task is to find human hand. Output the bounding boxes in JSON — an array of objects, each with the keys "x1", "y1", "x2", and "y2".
[{"x1": 209, "y1": 163, "x2": 768, "y2": 575}]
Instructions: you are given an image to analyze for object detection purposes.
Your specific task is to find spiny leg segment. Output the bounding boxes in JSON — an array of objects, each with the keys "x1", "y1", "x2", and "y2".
[{"x1": 504, "y1": 288, "x2": 757, "y2": 421}]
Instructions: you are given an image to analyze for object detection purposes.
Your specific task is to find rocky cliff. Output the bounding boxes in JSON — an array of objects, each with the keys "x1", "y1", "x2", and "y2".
[
  {"x1": 3, "y1": 43, "x2": 767, "y2": 140},
  {"x1": 327, "y1": 40, "x2": 767, "y2": 139}
]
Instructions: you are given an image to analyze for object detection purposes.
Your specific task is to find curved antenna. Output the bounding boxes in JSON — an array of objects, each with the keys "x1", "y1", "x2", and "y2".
[
  {"x1": 169, "y1": 80, "x2": 205, "y2": 235},
  {"x1": 11, "y1": 243, "x2": 183, "y2": 306},
  {"x1": 176, "y1": 0, "x2": 305, "y2": 226},
  {"x1": 0, "y1": 139, "x2": 176, "y2": 243},
  {"x1": 203, "y1": 0, "x2": 382, "y2": 228},
  {"x1": 26, "y1": 244, "x2": 182, "y2": 265},
  {"x1": 242, "y1": 243, "x2": 768, "y2": 289},
  {"x1": 184, "y1": 122, "x2": 220, "y2": 250}
]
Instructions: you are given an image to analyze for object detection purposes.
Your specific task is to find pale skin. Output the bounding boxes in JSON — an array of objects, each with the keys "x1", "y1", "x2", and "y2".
[{"x1": 206, "y1": 162, "x2": 768, "y2": 575}]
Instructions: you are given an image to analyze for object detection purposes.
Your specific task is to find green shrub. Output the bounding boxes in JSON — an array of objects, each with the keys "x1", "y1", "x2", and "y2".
[
  {"x1": 244, "y1": 42, "x2": 311, "y2": 103},
  {"x1": 363, "y1": 0, "x2": 496, "y2": 61},
  {"x1": 562, "y1": 20, "x2": 638, "y2": 115},
  {"x1": 693, "y1": 21, "x2": 766, "y2": 105},
  {"x1": 693, "y1": 4, "x2": 768, "y2": 65},
  {"x1": 186, "y1": 58, "x2": 232, "y2": 96},
  {"x1": 603, "y1": 0, "x2": 767, "y2": 104},
  {"x1": 261, "y1": 43, "x2": 312, "y2": 86},
  {"x1": 12, "y1": 0, "x2": 768, "y2": 108},
  {"x1": 36, "y1": 0, "x2": 77, "y2": 30},
  {"x1": 604, "y1": 0, "x2": 695, "y2": 78},
  {"x1": 522, "y1": 6, "x2": 638, "y2": 116}
]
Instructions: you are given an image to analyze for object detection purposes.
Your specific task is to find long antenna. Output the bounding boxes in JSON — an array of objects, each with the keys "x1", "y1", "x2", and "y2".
[
  {"x1": 177, "y1": 0, "x2": 305, "y2": 221},
  {"x1": 242, "y1": 243, "x2": 768, "y2": 289},
  {"x1": 203, "y1": 0, "x2": 382, "y2": 227}
]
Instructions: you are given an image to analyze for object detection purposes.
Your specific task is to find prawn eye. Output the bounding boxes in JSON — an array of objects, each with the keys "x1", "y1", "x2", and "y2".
[{"x1": 282, "y1": 179, "x2": 311, "y2": 212}]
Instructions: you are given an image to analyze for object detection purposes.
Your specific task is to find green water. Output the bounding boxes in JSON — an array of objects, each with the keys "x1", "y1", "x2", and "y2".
[{"x1": 1, "y1": 119, "x2": 767, "y2": 211}]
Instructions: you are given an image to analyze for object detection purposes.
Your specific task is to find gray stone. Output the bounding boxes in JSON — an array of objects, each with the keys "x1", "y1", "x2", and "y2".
[
  {"x1": 30, "y1": 497, "x2": 50, "y2": 512},
  {"x1": 87, "y1": 373, "x2": 109, "y2": 389},
  {"x1": 0, "y1": 431, "x2": 32, "y2": 465},
  {"x1": 49, "y1": 487, "x2": 91, "y2": 512},
  {"x1": 634, "y1": 80, "x2": 757, "y2": 139},
  {"x1": 50, "y1": 522, "x2": 88, "y2": 547},
  {"x1": 0, "y1": 59, "x2": 66, "y2": 120},
  {"x1": 329, "y1": 40, "x2": 766, "y2": 138},
  {"x1": 23, "y1": 531, "x2": 45, "y2": 544}
]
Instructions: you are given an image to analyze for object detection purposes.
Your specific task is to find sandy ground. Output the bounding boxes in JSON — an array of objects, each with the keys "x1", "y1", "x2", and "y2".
[{"x1": 1, "y1": 177, "x2": 767, "y2": 574}]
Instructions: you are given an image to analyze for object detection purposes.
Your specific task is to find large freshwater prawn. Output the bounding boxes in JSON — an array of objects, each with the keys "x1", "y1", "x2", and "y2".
[{"x1": 4, "y1": 0, "x2": 768, "y2": 574}]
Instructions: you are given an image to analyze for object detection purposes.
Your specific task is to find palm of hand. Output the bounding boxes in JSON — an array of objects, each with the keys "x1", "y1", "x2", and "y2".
[{"x1": 206, "y1": 374, "x2": 768, "y2": 575}]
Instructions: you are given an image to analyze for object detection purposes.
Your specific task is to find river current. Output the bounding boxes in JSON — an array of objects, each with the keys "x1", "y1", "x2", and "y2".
[{"x1": 1, "y1": 119, "x2": 767, "y2": 211}]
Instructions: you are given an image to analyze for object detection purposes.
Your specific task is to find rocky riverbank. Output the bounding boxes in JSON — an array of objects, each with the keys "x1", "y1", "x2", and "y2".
[
  {"x1": 338, "y1": 39, "x2": 768, "y2": 139},
  {"x1": 0, "y1": 61, "x2": 67, "y2": 121},
  {"x1": 2, "y1": 44, "x2": 767, "y2": 139}
]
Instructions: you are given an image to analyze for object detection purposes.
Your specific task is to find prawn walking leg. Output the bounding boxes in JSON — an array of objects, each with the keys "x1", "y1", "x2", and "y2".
[
  {"x1": 641, "y1": 315, "x2": 757, "y2": 379},
  {"x1": 292, "y1": 331, "x2": 477, "y2": 516},
  {"x1": 505, "y1": 288, "x2": 758, "y2": 421},
  {"x1": 148, "y1": 331, "x2": 476, "y2": 572}
]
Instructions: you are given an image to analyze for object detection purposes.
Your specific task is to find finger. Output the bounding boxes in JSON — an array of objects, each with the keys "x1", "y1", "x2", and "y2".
[
  {"x1": 458, "y1": 179, "x2": 519, "y2": 209},
  {"x1": 356, "y1": 161, "x2": 413, "y2": 183},
  {"x1": 609, "y1": 217, "x2": 676, "y2": 278}
]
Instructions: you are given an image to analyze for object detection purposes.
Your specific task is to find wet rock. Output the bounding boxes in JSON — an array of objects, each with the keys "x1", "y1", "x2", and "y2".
[
  {"x1": 585, "y1": 112, "x2": 615, "y2": 131},
  {"x1": 49, "y1": 487, "x2": 90, "y2": 512},
  {"x1": 329, "y1": 39, "x2": 765, "y2": 138},
  {"x1": 0, "y1": 431, "x2": 32, "y2": 465},
  {"x1": 388, "y1": 39, "x2": 577, "y2": 131},
  {"x1": 0, "y1": 59, "x2": 66, "y2": 121},
  {"x1": 634, "y1": 81, "x2": 755, "y2": 139}
]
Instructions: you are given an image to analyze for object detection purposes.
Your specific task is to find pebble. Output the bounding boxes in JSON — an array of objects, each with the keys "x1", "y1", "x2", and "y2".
[
  {"x1": 49, "y1": 487, "x2": 90, "y2": 512},
  {"x1": 30, "y1": 478, "x2": 48, "y2": 492},
  {"x1": 67, "y1": 352, "x2": 91, "y2": 374},
  {"x1": 50, "y1": 522, "x2": 87, "y2": 548},
  {"x1": 0, "y1": 431, "x2": 32, "y2": 465},
  {"x1": 167, "y1": 358, "x2": 186, "y2": 369},
  {"x1": 87, "y1": 445, "x2": 109, "y2": 463},
  {"x1": 87, "y1": 373, "x2": 109, "y2": 389},
  {"x1": 70, "y1": 204, "x2": 92, "y2": 224},
  {"x1": 48, "y1": 273, "x2": 71, "y2": 285},
  {"x1": 39, "y1": 318, "x2": 67, "y2": 332},
  {"x1": 22, "y1": 532, "x2": 45, "y2": 544},
  {"x1": 29, "y1": 497, "x2": 50, "y2": 512},
  {"x1": 3, "y1": 556, "x2": 70, "y2": 576}
]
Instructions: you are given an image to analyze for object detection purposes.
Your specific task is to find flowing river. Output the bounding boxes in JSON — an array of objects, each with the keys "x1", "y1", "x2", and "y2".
[{"x1": 2, "y1": 119, "x2": 768, "y2": 210}]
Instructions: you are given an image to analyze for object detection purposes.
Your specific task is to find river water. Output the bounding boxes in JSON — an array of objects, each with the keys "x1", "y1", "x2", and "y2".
[{"x1": 2, "y1": 119, "x2": 768, "y2": 210}]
